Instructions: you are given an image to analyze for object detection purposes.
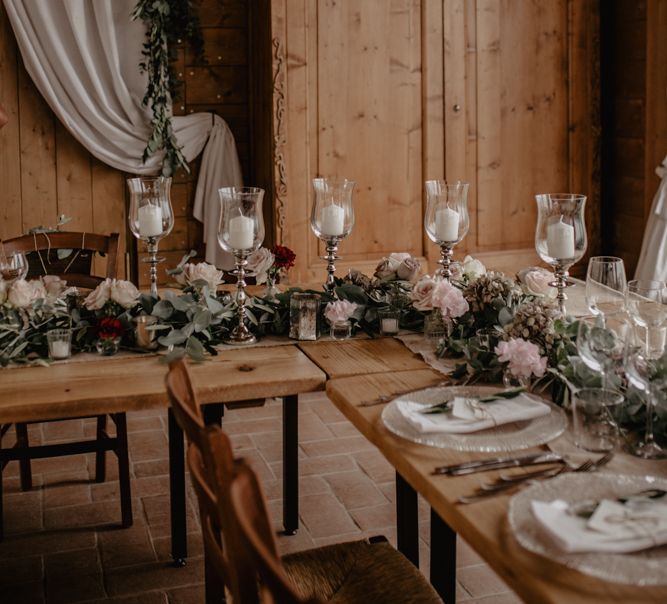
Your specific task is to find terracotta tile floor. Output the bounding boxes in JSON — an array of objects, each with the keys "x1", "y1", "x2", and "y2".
[{"x1": 0, "y1": 393, "x2": 521, "y2": 603}]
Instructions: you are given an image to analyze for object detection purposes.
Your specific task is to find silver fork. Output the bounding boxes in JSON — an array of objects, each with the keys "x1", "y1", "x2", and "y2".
[{"x1": 457, "y1": 453, "x2": 613, "y2": 504}]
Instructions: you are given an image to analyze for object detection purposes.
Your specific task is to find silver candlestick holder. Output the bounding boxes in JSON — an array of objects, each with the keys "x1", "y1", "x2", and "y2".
[
  {"x1": 549, "y1": 261, "x2": 574, "y2": 314},
  {"x1": 143, "y1": 236, "x2": 164, "y2": 298},
  {"x1": 228, "y1": 252, "x2": 256, "y2": 345},
  {"x1": 323, "y1": 238, "x2": 341, "y2": 293},
  {"x1": 437, "y1": 242, "x2": 454, "y2": 282}
]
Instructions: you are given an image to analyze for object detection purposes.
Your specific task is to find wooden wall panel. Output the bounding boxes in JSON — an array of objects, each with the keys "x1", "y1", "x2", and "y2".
[{"x1": 274, "y1": 0, "x2": 596, "y2": 282}]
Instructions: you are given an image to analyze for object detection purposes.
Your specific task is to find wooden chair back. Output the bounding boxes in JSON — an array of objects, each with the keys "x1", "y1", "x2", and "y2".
[
  {"x1": 165, "y1": 359, "x2": 208, "y2": 452},
  {"x1": 228, "y1": 460, "x2": 321, "y2": 604},
  {"x1": 1, "y1": 231, "x2": 120, "y2": 289}
]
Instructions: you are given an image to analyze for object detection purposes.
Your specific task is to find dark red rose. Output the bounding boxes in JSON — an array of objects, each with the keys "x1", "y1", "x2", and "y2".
[
  {"x1": 98, "y1": 317, "x2": 123, "y2": 340},
  {"x1": 271, "y1": 245, "x2": 296, "y2": 270}
]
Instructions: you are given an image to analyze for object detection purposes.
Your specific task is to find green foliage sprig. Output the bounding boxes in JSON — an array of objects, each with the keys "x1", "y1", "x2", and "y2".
[{"x1": 132, "y1": 0, "x2": 204, "y2": 176}]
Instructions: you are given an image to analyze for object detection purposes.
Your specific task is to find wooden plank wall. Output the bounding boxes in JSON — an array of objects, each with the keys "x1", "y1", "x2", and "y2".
[{"x1": 0, "y1": 0, "x2": 252, "y2": 287}]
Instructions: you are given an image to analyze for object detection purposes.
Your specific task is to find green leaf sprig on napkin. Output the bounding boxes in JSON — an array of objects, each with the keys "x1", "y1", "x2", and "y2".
[{"x1": 421, "y1": 387, "x2": 526, "y2": 415}]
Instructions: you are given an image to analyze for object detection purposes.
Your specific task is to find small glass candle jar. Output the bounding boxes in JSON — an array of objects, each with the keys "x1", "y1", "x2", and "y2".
[
  {"x1": 134, "y1": 315, "x2": 158, "y2": 350},
  {"x1": 378, "y1": 309, "x2": 400, "y2": 336},
  {"x1": 47, "y1": 329, "x2": 72, "y2": 360},
  {"x1": 424, "y1": 310, "x2": 446, "y2": 342},
  {"x1": 330, "y1": 320, "x2": 352, "y2": 340},
  {"x1": 289, "y1": 293, "x2": 320, "y2": 341}
]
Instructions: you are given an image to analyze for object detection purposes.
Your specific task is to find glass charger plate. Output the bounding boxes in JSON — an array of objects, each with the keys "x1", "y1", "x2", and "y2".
[
  {"x1": 381, "y1": 385, "x2": 566, "y2": 452},
  {"x1": 508, "y1": 473, "x2": 667, "y2": 585}
]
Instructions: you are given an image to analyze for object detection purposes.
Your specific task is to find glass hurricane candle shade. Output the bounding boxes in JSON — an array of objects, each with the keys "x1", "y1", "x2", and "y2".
[
  {"x1": 127, "y1": 176, "x2": 174, "y2": 297},
  {"x1": 218, "y1": 187, "x2": 265, "y2": 345},
  {"x1": 534, "y1": 194, "x2": 587, "y2": 313},
  {"x1": 310, "y1": 178, "x2": 355, "y2": 292},
  {"x1": 424, "y1": 180, "x2": 470, "y2": 281}
]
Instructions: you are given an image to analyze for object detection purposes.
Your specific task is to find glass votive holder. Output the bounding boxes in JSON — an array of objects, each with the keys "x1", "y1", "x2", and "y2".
[
  {"x1": 47, "y1": 329, "x2": 72, "y2": 360},
  {"x1": 289, "y1": 293, "x2": 320, "y2": 341},
  {"x1": 378, "y1": 309, "x2": 400, "y2": 336},
  {"x1": 424, "y1": 310, "x2": 446, "y2": 343},
  {"x1": 572, "y1": 388, "x2": 624, "y2": 452},
  {"x1": 330, "y1": 320, "x2": 352, "y2": 340},
  {"x1": 134, "y1": 315, "x2": 158, "y2": 350},
  {"x1": 475, "y1": 327, "x2": 497, "y2": 352}
]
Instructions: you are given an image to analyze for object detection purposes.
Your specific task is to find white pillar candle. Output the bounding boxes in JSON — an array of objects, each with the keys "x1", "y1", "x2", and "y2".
[
  {"x1": 381, "y1": 317, "x2": 399, "y2": 334},
  {"x1": 138, "y1": 204, "x2": 163, "y2": 237},
  {"x1": 320, "y1": 204, "x2": 345, "y2": 237},
  {"x1": 50, "y1": 341, "x2": 70, "y2": 359},
  {"x1": 434, "y1": 207, "x2": 460, "y2": 241},
  {"x1": 228, "y1": 215, "x2": 255, "y2": 250},
  {"x1": 547, "y1": 217, "x2": 575, "y2": 259}
]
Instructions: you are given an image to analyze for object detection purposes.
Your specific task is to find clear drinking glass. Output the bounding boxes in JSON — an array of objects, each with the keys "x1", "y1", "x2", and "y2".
[
  {"x1": 0, "y1": 251, "x2": 28, "y2": 282},
  {"x1": 218, "y1": 187, "x2": 265, "y2": 254},
  {"x1": 424, "y1": 180, "x2": 470, "y2": 244},
  {"x1": 310, "y1": 178, "x2": 355, "y2": 240},
  {"x1": 572, "y1": 388, "x2": 624, "y2": 452},
  {"x1": 586, "y1": 256, "x2": 627, "y2": 319},
  {"x1": 127, "y1": 176, "x2": 174, "y2": 241},
  {"x1": 577, "y1": 315, "x2": 629, "y2": 390},
  {"x1": 626, "y1": 280, "x2": 667, "y2": 358}
]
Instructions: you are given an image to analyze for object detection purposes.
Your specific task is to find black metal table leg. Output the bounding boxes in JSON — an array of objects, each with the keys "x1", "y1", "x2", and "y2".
[
  {"x1": 168, "y1": 408, "x2": 187, "y2": 566},
  {"x1": 396, "y1": 471, "x2": 419, "y2": 567},
  {"x1": 202, "y1": 402, "x2": 224, "y2": 427},
  {"x1": 430, "y1": 509, "x2": 457, "y2": 602},
  {"x1": 282, "y1": 394, "x2": 298, "y2": 535}
]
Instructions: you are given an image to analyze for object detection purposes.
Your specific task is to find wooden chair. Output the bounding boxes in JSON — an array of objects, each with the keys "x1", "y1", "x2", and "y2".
[
  {"x1": 167, "y1": 360, "x2": 443, "y2": 604},
  {"x1": 0, "y1": 231, "x2": 131, "y2": 538}
]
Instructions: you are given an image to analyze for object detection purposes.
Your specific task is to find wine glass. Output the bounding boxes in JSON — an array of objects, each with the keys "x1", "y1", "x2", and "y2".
[
  {"x1": 534, "y1": 194, "x2": 587, "y2": 313},
  {"x1": 586, "y1": 256, "x2": 627, "y2": 321},
  {"x1": 0, "y1": 251, "x2": 28, "y2": 282},
  {"x1": 310, "y1": 177, "x2": 355, "y2": 291},
  {"x1": 626, "y1": 279, "x2": 667, "y2": 358},
  {"x1": 424, "y1": 180, "x2": 469, "y2": 281},
  {"x1": 577, "y1": 314, "x2": 629, "y2": 391},
  {"x1": 625, "y1": 334, "x2": 667, "y2": 459}
]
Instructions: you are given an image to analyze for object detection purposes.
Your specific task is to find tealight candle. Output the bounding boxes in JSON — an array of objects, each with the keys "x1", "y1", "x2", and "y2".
[
  {"x1": 434, "y1": 207, "x2": 459, "y2": 241},
  {"x1": 228, "y1": 214, "x2": 255, "y2": 250},
  {"x1": 320, "y1": 204, "x2": 345, "y2": 237},
  {"x1": 50, "y1": 341, "x2": 71, "y2": 359},
  {"x1": 138, "y1": 203, "x2": 163, "y2": 237},
  {"x1": 547, "y1": 216, "x2": 575, "y2": 259},
  {"x1": 381, "y1": 317, "x2": 399, "y2": 334}
]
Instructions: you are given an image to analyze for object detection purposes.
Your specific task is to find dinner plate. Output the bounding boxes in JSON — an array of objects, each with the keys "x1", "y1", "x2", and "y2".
[
  {"x1": 508, "y1": 473, "x2": 667, "y2": 585},
  {"x1": 381, "y1": 385, "x2": 566, "y2": 452}
]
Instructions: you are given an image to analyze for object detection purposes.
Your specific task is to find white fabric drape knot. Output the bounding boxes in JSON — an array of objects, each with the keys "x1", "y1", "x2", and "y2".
[{"x1": 4, "y1": 0, "x2": 241, "y2": 270}]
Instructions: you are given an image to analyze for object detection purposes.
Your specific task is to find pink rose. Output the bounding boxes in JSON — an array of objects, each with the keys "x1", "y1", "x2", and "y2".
[
  {"x1": 324, "y1": 300, "x2": 358, "y2": 324},
  {"x1": 411, "y1": 276, "x2": 437, "y2": 311},
  {"x1": 431, "y1": 281, "x2": 469, "y2": 319},
  {"x1": 517, "y1": 267, "x2": 556, "y2": 298},
  {"x1": 495, "y1": 338, "x2": 547, "y2": 379}
]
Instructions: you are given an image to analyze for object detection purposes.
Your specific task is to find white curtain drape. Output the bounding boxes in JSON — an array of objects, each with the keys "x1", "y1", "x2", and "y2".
[
  {"x1": 635, "y1": 156, "x2": 667, "y2": 282},
  {"x1": 3, "y1": 0, "x2": 241, "y2": 269}
]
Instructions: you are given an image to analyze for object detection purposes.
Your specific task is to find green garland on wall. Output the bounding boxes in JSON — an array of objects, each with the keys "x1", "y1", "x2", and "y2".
[{"x1": 132, "y1": 0, "x2": 204, "y2": 176}]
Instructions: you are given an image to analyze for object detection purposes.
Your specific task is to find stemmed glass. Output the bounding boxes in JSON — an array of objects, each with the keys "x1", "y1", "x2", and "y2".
[
  {"x1": 218, "y1": 186, "x2": 265, "y2": 344},
  {"x1": 625, "y1": 279, "x2": 667, "y2": 458},
  {"x1": 0, "y1": 250, "x2": 28, "y2": 282},
  {"x1": 586, "y1": 256, "x2": 627, "y2": 321},
  {"x1": 535, "y1": 194, "x2": 587, "y2": 313},
  {"x1": 424, "y1": 180, "x2": 469, "y2": 282},
  {"x1": 310, "y1": 178, "x2": 355, "y2": 292},
  {"x1": 127, "y1": 176, "x2": 174, "y2": 297},
  {"x1": 577, "y1": 314, "x2": 629, "y2": 392}
]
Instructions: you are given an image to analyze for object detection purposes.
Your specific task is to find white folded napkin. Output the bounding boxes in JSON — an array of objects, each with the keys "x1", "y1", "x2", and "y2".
[
  {"x1": 531, "y1": 497, "x2": 667, "y2": 554},
  {"x1": 397, "y1": 393, "x2": 551, "y2": 434}
]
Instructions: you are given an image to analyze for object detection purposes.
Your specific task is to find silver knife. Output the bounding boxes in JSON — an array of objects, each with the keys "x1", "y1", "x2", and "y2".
[{"x1": 432, "y1": 452, "x2": 562, "y2": 476}]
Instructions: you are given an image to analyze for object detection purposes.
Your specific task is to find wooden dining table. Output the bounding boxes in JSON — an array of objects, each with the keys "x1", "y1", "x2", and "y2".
[{"x1": 0, "y1": 345, "x2": 327, "y2": 563}]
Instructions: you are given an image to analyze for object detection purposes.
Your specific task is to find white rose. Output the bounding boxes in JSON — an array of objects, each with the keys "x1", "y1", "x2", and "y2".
[
  {"x1": 8, "y1": 279, "x2": 44, "y2": 309},
  {"x1": 462, "y1": 256, "x2": 486, "y2": 280},
  {"x1": 110, "y1": 279, "x2": 140, "y2": 308},
  {"x1": 42, "y1": 275, "x2": 67, "y2": 297},
  {"x1": 387, "y1": 252, "x2": 411, "y2": 271},
  {"x1": 182, "y1": 262, "x2": 224, "y2": 291},
  {"x1": 0, "y1": 279, "x2": 7, "y2": 304},
  {"x1": 410, "y1": 276, "x2": 437, "y2": 311},
  {"x1": 84, "y1": 278, "x2": 112, "y2": 310},
  {"x1": 246, "y1": 248, "x2": 275, "y2": 284},
  {"x1": 517, "y1": 267, "x2": 556, "y2": 298},
  {"x1": 396, "y1": 257, "x2": 421, "y2": 282}
]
